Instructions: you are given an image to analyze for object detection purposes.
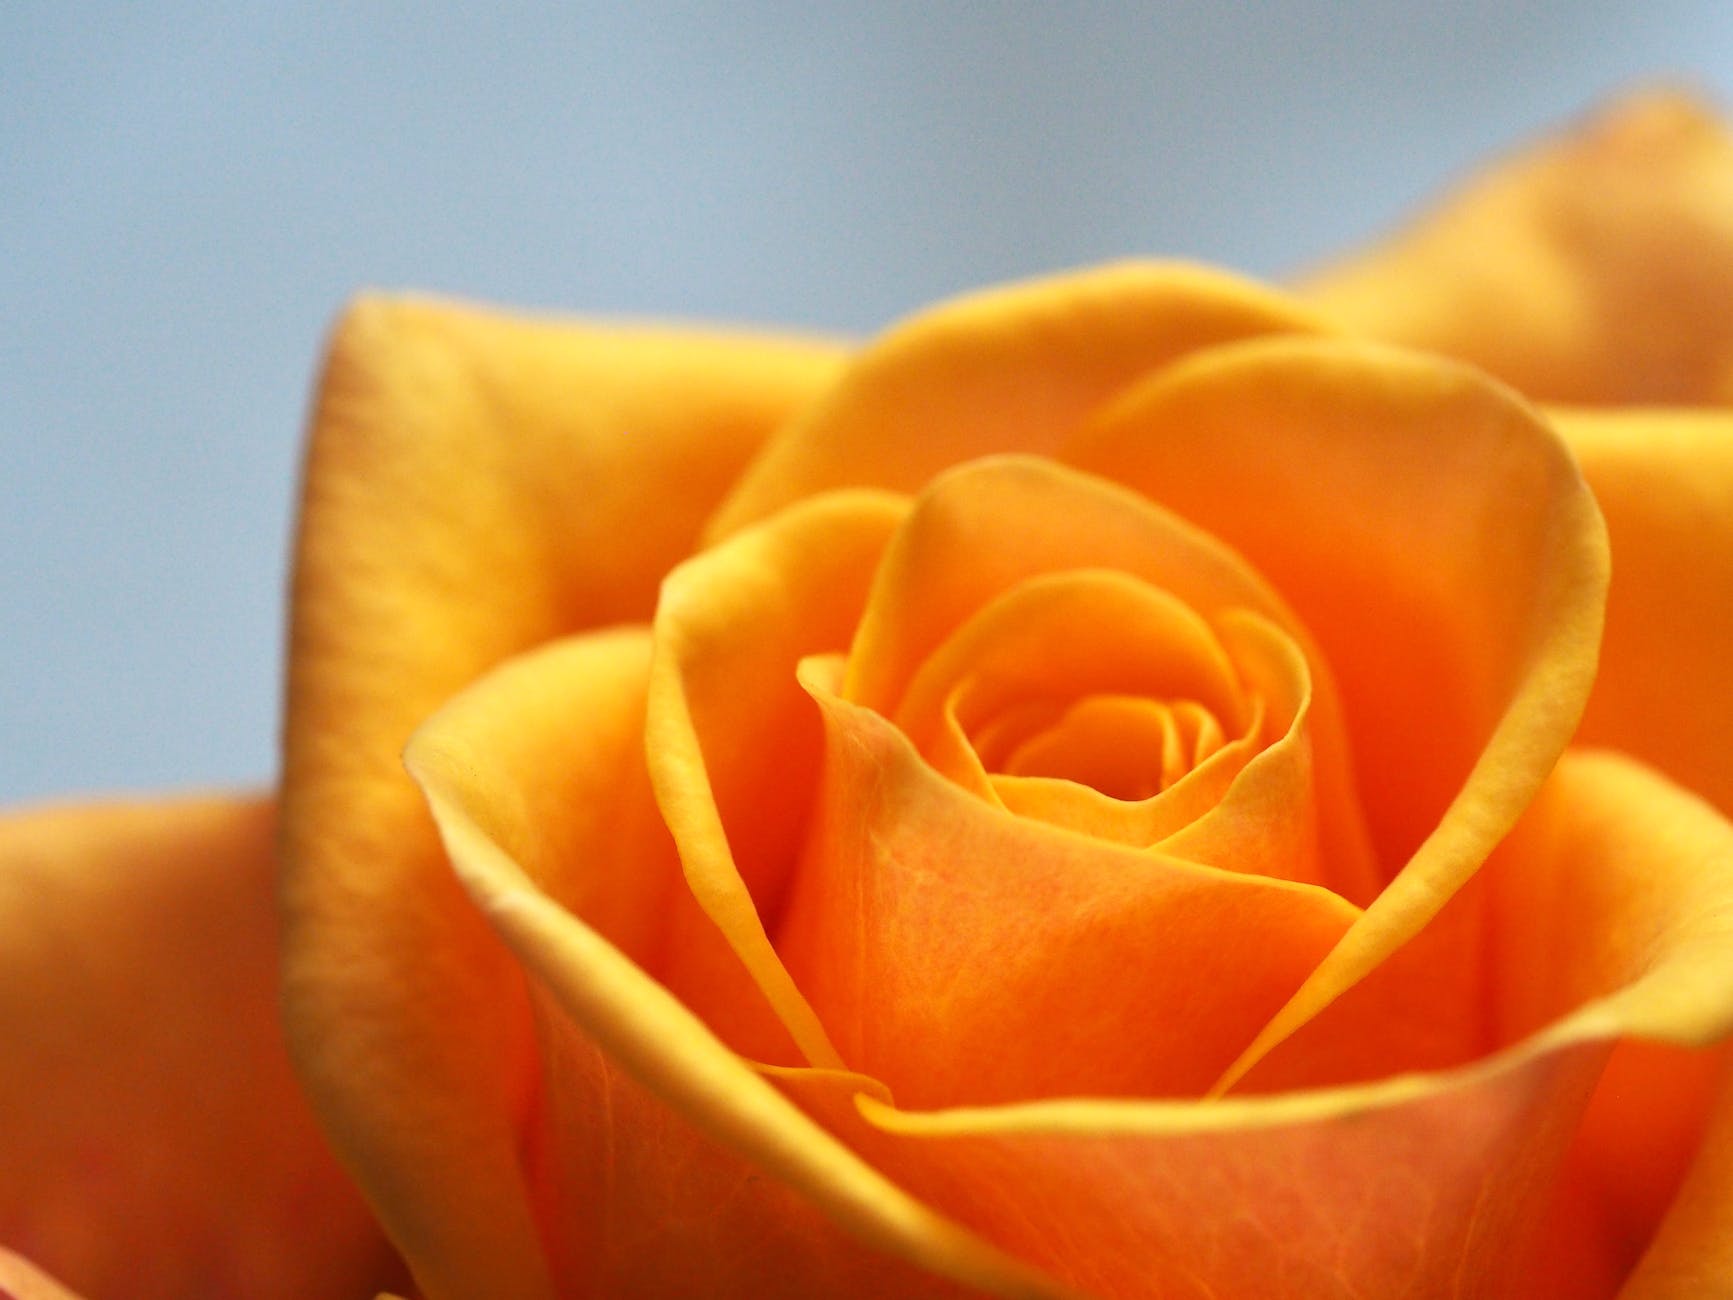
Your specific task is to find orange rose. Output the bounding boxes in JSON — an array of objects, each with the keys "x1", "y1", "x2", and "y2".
[{"x1": 4, "y1": 91, "x2": 1732, "y2": 1300}]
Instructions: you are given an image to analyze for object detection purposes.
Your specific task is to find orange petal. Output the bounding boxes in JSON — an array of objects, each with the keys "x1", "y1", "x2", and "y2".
[
  {"x1": 1530, "y1": 1043, "x2": 1727, "y2": 1298},
  {"x1": 842, "y1": 455, "x2": 1378, "y2": 904},
  {"x1": 0, "y1": 797, "x2": 394, "y2": 1300},
  {"x1": 1156, "y1": 612, "x2": 1327, "y2": 886},
  {"x1": 1061, "y1": 336, "x2": 1608, "y2": 1088},
  {"x1": 891, "y1": 568, "x2": 1249, "y2": 809},
  {"x1": 997, "y1": 696, "x2": 1224, "y2": 794},
  {"x1": 403, "y1": 651, "x2": 1064, "y2": 1300},
  {"x1": 645, "y1": 489, "x2": 909, "y2": 1070},
  {"x1": 768, "y1": 749, "x2": 1733, "y2": 1299},
  {"x1": 1548, "y1": 407, "x2": 1733, "y2": 819},
  {"x1": 1239, "y1": 745, "x2": 1733, "y2": 1288},
  {"x1": 0, "y1": 1249, "x2": 86, "y2": 1300},
  {"x1": 1620, "y1": 1051, "x2": 1733, "y2": 1298},
  {"x1": 1300, "y1": 90, "x2": 1733, "y2": 404},
  {"x1": 706, "y1": 262, "x2": 1333, "y2": 539},
  {"x1": 987, "y1": 695, "x2": 1262, "y2": 847},
  {"x1": 775, "y1": 657, "x2": 1360, "y2": 1107},
  {"x1": 279, "y1": 296, "x2": 841, "y2": 1300}
]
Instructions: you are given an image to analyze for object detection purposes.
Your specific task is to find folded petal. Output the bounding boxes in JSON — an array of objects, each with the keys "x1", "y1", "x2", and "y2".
[
  {"x1": 1061, "y1": 337, "x2": 1608, "y2": 1087},
  {"x1": 404, "y1": 646, "x2": 1063, "y2": 1299},
  {"x1": 645, "y1": 490, "x2": 909, "y2": 1071},
  {"x1": 1549, "y1": 407, "x2": 1733, "y2": 818},
  {"x1": 707, "y1": 263, "x2": 1332, "y2": 539},
  {"x1": 279, "y1": 296, "x2": 841, "y2": 1300},
  {"x1": 0, "y1": 797, "x2": 394, "y2": 1300},
  {"x1": 777, "y1": 660, "x2": 1360, "y2": 1107},
  {"x1": 1301, "y1": 90, "x2": 1733, "y2": 404},
  {"x1": 845, "y1": 455, "x2": 1378, "y2": 904},
  {"x1": 768, "y1": 750, "x2": 1733, "y2": 1300}
]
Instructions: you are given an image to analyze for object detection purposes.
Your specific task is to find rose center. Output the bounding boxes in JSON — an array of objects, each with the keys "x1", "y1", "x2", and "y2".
[{"x1": 972, "y1": 693, "x2": 1230, "y2": 802}]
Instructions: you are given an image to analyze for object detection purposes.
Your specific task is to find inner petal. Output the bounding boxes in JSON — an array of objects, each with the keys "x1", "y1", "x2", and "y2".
[
  {"x1": 999, "y1": 694, "x2": 1225, "y2": 799},
  {"x1": 893, "y1": 567, "x2": 1248, "y2": 769},
  {"x1": 773, "y1": 656, "x2": 1362, "y2": 1107},
  {"x1": 839, "y1": 454, "x2": 1379, "y2": 905},
  {"x1": 957, "y1": 684, "x2": 1270, "y2": 849}
]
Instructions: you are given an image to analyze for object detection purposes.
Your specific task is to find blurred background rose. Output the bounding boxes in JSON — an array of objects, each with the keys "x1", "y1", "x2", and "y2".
[{"x1": 4, "y1": 1, "x2": 1733, "y2": 803}]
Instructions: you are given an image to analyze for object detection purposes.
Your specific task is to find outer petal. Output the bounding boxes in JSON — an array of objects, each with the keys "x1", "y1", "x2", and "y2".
[
  {"x1": 278, "y1": 295, "x2": 842, "y2": 1300},
  {"x1": 1549, "y1": 407, "x2": 1733, "y2": 818},
  {"x1": 706, "y1": 262, "x2": 1334, "y2": 539},
  {"x1": 403, "y1": 639, "x2": 1067, "y2": 1300},
  {"x1": 770, "y1": 750, "x2": 1733, "y2": 1300},
  {"x1": 1061, "y1": 337, "x2": 1608, "y2": 1087},
  {"x1": 1301, "y1": 90, "x2": 1733, "y2": 404},
  {"x1": 0, "y1": 797, "x2": 394, "y2": 1300}
]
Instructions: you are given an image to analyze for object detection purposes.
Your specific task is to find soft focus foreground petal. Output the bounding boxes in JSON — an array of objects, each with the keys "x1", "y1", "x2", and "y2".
[
  {"x1": 0, "y1": 797, "x2": 394, "y2": 1300},
  {"x1": 771, "y1": 753, "x2": 1733, "y2": 1300},
  {"x1": 1301, "y1": 90, "x2": 1733, "y2": 404},
  {"x1": 776, "y1": 659, "x2": 1360, "y2": 1108},
  {"x1": 1063, "y1": 337, "x2": 1608, "y2": 1088},
  {"x1": 845, "y1": 455, "x2": 1379, "y2": 904},
  {"x1": 280, "y1": 296, "x2": 841, "y2": 1300},
  {"x1": 706, "y1": 262, "x2": 1333, "y2": 538},
  {"x1": 1550, "y1": 407, "x2": 1733, "y2": 817},
  {"x1": 405, "y1": 683, "x2": 1067, "y2": 1300},
  {"x1": 0, "y1": 1250, "x2": 86, "y2": 1300},
  {"x1": 646, "y1": 491, "x2": 909, "y2": 1071}
]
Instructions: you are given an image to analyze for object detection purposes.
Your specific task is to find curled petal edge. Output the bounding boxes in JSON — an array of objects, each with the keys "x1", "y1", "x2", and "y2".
[{"x1": 405, "y1": 732, "x2": 1078, "y2": 1300}]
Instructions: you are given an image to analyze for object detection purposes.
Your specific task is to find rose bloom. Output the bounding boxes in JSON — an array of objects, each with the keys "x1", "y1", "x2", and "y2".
[{"x1": 4, "y1": 91, "x2": 1733, "y2": 1300}]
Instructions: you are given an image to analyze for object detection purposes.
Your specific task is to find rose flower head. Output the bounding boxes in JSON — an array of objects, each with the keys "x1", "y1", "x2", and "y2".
[{"x1": 3, "y1": 89, "x2": 1733, "y2": 1300}]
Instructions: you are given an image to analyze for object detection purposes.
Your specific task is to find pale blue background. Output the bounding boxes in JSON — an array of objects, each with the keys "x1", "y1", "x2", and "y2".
[{"x1": 5, "y1": 4, "x2": 1733, "y2": 803}]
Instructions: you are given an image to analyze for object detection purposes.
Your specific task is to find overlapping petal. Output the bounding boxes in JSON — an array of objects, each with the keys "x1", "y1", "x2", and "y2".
[
  {"x1": 403, "y1": 639, "x2": 1065, "y2": 1300},
  {"x1": 1301, "y1": 90, "x2": 1733, "y2": 405},
  {"x1": 777, "y1": 656, "x2": 1360, "y2": 1106},
  {"x1": 1060, "y1": 337, "x2": 1608, "y2": 1087},
  {"x1": 644, "y1": 489, "x2": 910, "y2": 1069},
  {"x1": 769, "y1": 750, "x2": 1733, "y2": 1300},
  {"x1": 842, "y1": 455, "x2": 1378, "y2": 904},
  {"x1": 278, "y1": 295, "x2": 842, "y2": 1300},
  {"x1": 707, "y1": 263, "x2": 1334, "y2": 539},
  {"x1": 0, "y1": 797, "x2": 394, "y2": 1300}
]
